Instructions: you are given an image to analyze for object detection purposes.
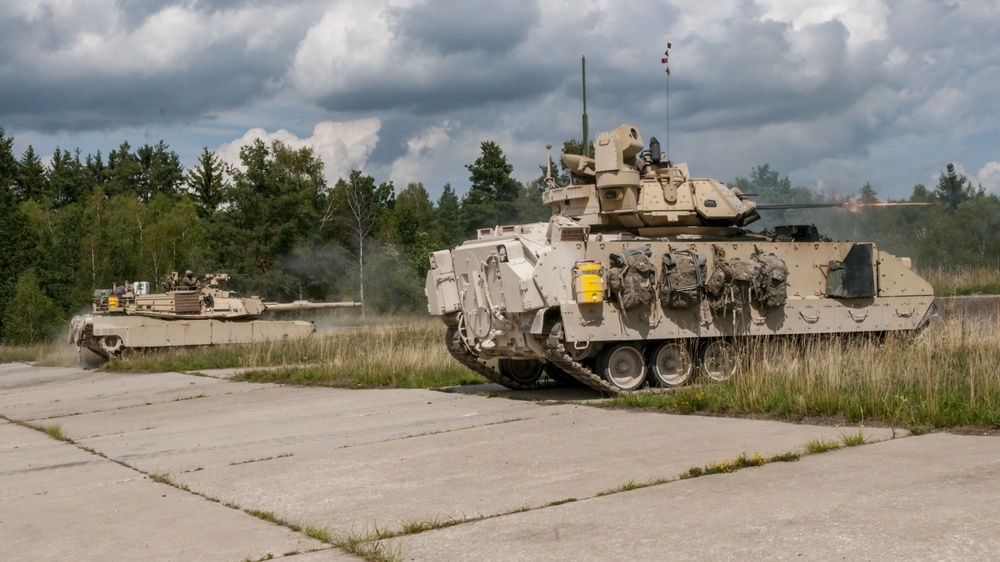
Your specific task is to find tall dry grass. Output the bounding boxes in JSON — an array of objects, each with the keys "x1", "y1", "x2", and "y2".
[
  {"x1": 232, "y1": 318, "x2": 481, "y2": 388},
  {"x1": 0, "y1": 341, "x2": 81, "y2": 366},
  {"x1": 611, "y1": 315, "x2": 1000, "y2": 428},
  {"x1": 922, "y1": 266, "x2": 1000, "y2": 296}
]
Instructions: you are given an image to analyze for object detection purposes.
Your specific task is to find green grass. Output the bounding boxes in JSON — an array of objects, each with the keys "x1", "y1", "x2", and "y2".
[
  {"x1": 681, "y1": 453, "x2": 771, "y2": 479},
  {"x1": 41, "y1": 423, "x2": 69, "y2": 442},
  {"x1": 319, "y1": 525, "x2": 402, "y2": 562},
  {"x1": 840, "y1": 430, "x2": 867, "y2": 447},
  {"x1": 546, "y1": 498, "x2": 578, "y2": 507},
  {"x1": 804, "y1": 437, "x2": 841, "y2": 454},
  {"x1": 246, "y1": 510, "x2": 281, "y2": 525}
]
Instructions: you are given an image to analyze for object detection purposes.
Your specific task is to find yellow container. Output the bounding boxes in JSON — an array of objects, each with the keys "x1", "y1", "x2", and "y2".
[
  {"x1": 108, "y1": 296, "x2": 120, "y2": 310},
  {"x1": 573, "y1": 261, "x2": 604, "y2": 304}
]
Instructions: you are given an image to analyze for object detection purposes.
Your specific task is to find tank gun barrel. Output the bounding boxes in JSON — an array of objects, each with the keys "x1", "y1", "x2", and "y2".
[{"x1": 263, "y1": 300, "x2": 362, "y2": 312}]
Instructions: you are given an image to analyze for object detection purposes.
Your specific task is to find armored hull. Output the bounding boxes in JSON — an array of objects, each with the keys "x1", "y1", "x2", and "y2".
[
  {"x1": 426, "y1": 125, "x2": 935, "y2": 394},
  {"x1": 71, "y1": 314, "x2": 316, "y2": 359}
]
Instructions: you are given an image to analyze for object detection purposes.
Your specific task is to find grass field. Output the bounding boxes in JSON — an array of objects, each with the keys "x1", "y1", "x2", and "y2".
[
  {"x1": 924, "y1": 266, "x2": 1000, "y2": 296},
  {"x1": 4, "y1": 289, "x2": 1000, "y2": 431}
]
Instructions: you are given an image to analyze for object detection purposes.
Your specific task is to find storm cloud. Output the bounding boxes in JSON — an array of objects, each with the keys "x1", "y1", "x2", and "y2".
[{"x1": 1, "y1": 0, "x2": 999, "y2": 200}]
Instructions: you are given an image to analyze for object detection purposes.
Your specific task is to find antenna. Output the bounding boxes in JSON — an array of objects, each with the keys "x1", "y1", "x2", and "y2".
[
  {"x1": 661, "y1": 41, "x2": 671, "y2": 160},
  {"x1": 544, "y1": 144, "x2": 554, "y2": 188},
  {"x1": 582, "y1": 56, "x2": 589, "y2": 158}
]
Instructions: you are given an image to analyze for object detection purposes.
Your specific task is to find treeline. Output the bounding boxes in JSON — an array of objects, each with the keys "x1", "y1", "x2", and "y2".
[
  {"x1": 0, "y1": 129, "x2": 551, "y2": 343},
  {"x1": 1, "y1": 125, "x2": 997, "y2": 344}
]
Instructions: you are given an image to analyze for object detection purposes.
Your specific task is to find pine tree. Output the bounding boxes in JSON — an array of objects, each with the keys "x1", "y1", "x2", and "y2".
[
  {"x1": 185, "y1": 147, "x2": 228, "y2": 218},
  {"x1": 467, "y1": 141, "x2": 519, "y2": 202},
  {"x1": 859, "y1": 182, "x2": 879, "y2": 204},
  {"x1": 934, "y1": 163, "x2": 983, "y2": 211},
  {"x1": 435, "y1": 183, "x2": 462, "y2": 246},
  {"x1": 14, "y1": 146, "x2": 45, "y2": 202}
]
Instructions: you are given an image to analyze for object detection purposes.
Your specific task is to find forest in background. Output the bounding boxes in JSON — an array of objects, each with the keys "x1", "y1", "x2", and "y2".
[{"x1": 2, "y1": 126, "x2": 997, "y2": 344}]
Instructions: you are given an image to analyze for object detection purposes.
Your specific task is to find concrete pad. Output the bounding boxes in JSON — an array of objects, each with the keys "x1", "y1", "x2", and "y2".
[
  {"x1": 0, "y1": 365, "x2": 270, "y2": 420},
  {"x1": 173, "y1": 405, "x2": 893, "y2": 535},
  {"x1": 0, "y1": 422, "x2": 330, "y2": 562},
  {"x1": 443, "y1": 382, "x2": 606, "y2": 402},
  {"x1": 64, "y1": 386, "x2": 557, "y2": 474},
  {"x1": 0, "y1": 422, "x2": 133, "y2": 500},
  {"x1": 392, "y1": 433, "x2": 1000, "y2": 561},
  {"x1": 7, "y1": 360, "x2": 992, "y2": 561}
]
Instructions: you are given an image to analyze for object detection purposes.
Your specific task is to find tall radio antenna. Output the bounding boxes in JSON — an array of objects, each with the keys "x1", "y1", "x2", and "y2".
[
  {"x1": 661, "y1": 40, "x2": 671, "y2": 159},
  {"x1": 582, "y1": 56, "x2": 589, "y2": 158}
]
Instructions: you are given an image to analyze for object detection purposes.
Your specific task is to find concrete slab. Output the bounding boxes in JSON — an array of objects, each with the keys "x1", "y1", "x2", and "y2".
[
  {"x1": 172, "y1": 406, "x2": 893, "y2": 535},
  {"x1": 392, "y1": 433, "x2": 1000, "y2": 561},
  {"x1": 442, "y1": 382, "x2": 606, "y2": 402},
  {"x1": 0, "y1": 421, "x2": 331, "y2": 562},
  {"x1": 62, "y1": 386, "x2": 559, "y2": 473},
  {"x1": 4, "y1": 360, "x2": 995, "y2": 561},
  {"x1": 0, "y1": 365, "x2": 270, "y2": 421}
]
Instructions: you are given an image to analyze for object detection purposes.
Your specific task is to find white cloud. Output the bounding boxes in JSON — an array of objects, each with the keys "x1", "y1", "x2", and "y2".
[
  {"x1": 389, "y1": 122, "x2": 458, "y2": 189},
  {"x1": 217, "y1": 119, "x2": 382, "y2": 186},
  {"x1": 755, "y1": 0, "x2": 889, "y2": 50},
  {"x1": 977, "y1": 162, "x2": 1000, "y2": 194},
  {"x1": 290, "y1": 1, "x2": 407, "y2": 99}
]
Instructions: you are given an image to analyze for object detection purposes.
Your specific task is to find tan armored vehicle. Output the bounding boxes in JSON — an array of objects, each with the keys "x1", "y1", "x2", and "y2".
[
  {"x1": 426, "y1": 124, "x2": 936, "y2": 394},
  {"x1": 70, "y1": 272, "x2": 360, "y2": 359}
]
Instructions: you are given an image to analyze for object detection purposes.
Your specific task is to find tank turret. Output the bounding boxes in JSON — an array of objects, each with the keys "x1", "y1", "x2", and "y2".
[
  {"x1": 543, "y1": 124, "x2": 760, "y2": 235},
  {"x1": 87, "y1": 273, "x2": 359, "y2": 321}
]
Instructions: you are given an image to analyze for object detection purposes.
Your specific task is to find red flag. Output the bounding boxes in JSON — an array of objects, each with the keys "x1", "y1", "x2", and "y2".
[{"x1": 662, "y1": 41, "x2": 671, "y2": 74}]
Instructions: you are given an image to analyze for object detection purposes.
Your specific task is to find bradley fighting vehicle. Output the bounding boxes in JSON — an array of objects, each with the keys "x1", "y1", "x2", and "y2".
[
  {"x1": 70, "y1": 273, "x2": 361, "y2": 359},
  {"x1": 425, "y1": 125, "x2": 936, "y2": 394}
]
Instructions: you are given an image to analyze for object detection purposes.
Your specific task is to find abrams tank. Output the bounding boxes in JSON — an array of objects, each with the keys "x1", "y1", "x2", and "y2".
[
  {"x1": 425, "y1": 124, "x2": 936, "y2": 394},
  {"x1": 70, "y1": 272, "x2": 361, "y2": 359}
]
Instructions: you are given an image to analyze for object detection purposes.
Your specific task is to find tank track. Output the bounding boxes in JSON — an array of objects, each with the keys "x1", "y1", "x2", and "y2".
[
  {"x1": 543, "y1": 349, "x2": 621, "y2": 395},
  {"x1": 445, "y1": 329, "x2": 558, "y2": 391}
]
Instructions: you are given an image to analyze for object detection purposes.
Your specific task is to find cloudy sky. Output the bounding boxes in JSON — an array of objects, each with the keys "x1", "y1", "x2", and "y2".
[{"x1": 2, "y1": 0, "x2": 998, "y2": 202}]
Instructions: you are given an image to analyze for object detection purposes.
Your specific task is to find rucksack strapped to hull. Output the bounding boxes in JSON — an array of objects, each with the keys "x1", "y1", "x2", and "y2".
[
  {"x1": 705, "y1": 246, "x2": 789, "y2": 314},
  {"x1": 751, "y1": 253, "x2": 789, "y2": 309},
  {"x1": 607, "y1": 245, "x2": 656, "y2": 310},
  {"x1": 658, "y1": 249, "x2": 707, "y2": 309}
]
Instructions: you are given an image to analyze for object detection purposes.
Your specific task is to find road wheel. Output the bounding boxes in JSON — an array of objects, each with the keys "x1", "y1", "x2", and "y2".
[
  {"x1": 648, "y1": 341, "x2": 693, "y2": 387},
  {"x1": 98, "y1": 336, "x2": 125, "y2": 358},
  {"x1": 497, "y1": 359, "x2": 544, "y2": 385},
  {"x1": 597, "y1": 343, "x2": 646, "y2": 391},
  {"x1": 699, "y1": 339, "x2": 738, "y2": 381}
]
